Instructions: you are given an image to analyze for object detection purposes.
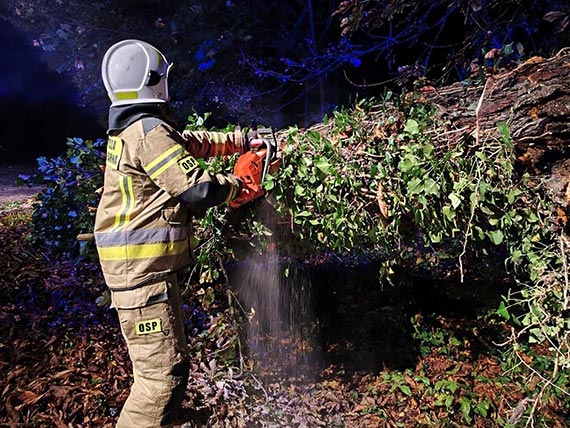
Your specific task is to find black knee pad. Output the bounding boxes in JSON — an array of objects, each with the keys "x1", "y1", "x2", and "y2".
[{"x1": 160, "y1": 357, "x2": 190, "y2": 426}]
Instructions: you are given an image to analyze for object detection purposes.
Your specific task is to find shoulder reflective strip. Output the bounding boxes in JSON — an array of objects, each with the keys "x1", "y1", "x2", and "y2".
[
  {"x1": 146, "y1": 145, "x2": 186, "y2": 180},
  {"x1": 112, "y1": 175, "x2": 134, "y2": 230},
  {"x1": 95, "y1": 227, "x2": 189, "y2": 247},
  {"x1": 97, "y1": 239, "x2": 189, "y2": 261},
  {"x1": 135, "y1": 318, "x2": 162, "y2": 335}
]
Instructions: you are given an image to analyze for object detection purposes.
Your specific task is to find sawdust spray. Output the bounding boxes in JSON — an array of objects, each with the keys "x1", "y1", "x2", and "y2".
[{"x1": 231, "y1": 231, "x2": 320, "y2": 379}]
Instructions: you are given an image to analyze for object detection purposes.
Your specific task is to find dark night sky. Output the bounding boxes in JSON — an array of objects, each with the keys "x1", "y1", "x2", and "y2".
[{"x1": 0, "y1": 18, "x2": 103, "y2": 161}]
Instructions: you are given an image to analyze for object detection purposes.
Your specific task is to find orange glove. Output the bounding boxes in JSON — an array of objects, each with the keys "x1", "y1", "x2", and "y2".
[{"x1": 229, "y1": 149, "x2": 267, "y2": 208}]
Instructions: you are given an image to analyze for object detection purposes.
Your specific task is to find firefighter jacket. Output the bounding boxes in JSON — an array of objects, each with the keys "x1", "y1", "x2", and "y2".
[{"x1": 94, "y1": 104, "x2": 244, "y2": 299}]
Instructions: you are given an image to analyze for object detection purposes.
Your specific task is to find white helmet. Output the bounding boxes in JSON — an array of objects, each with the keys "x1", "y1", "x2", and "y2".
[{"x1": 101, "y1": 39, "x2": 173, "y2": 106}]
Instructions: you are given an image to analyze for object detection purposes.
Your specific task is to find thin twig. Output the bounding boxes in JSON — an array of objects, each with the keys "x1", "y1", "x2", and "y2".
[
  {"x1": 560, "y1": 234, "x2": 569, "y2": 310},
  {"x1": 458, "y1": 168, "x2": 482, "y2": 283},
  {"x1": 474, "y1": 76, "x2": 493, "y2": 146},
  {"x1": 515, "y1": 348, "x2": 569, "y2": 398},
  {"x1": 523, "y1": 348, "x2": 561, "y2": 427},
  {"x1": 248, "y1": 373, "x2": 269, "y2": 402}
]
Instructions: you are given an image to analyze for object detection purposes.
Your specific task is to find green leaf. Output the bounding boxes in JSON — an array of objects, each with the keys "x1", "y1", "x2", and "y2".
[
  {"x1": 264, "y1": 175, "x2": 275, "y2": 190},
  {"x1": 399, "y1": 384, "x2": 412, "y2": 396},
  {"x1": 460, "y1": 397, "x2": 472, "y2": 421},
  {"x1": 497, "y1": 301, "x2": 510, "y2": 320},
  {"x1": 475, "y1": 151, "x2": 488, "y2": 162},
  {"x1": 449, "y1": 193, "x2": 461, "y2": 209},
  {"x1": 404, "y1": 119, "x2": 419, "y2": 135},
  {"x1": 423, "y1": 178, "x2": 440, "y2": 196},
  {"x1": 507, "y1": 188, "x2": 521, "y2": 204},
  {"x1": 487, "y1": 230, "x2": 504, "y2": 245},
  {"x1": 476, "y1": 401, "x2": 490, "y2": 417},
  {"x1": 315, "y1": 158, "x2": 332, "y2": 175},
  {"x1": 442, "y1": 205, "x2": 455, "y2": 221},
  {"x1": 429, "y1": 231, "x2": 442, "y2": 243},
  {"x1": 407, "y1": 178, "x2": 423, "y2": 194},
  {"x1": 497, "y1": 122, "x2": 510, "y2": 142},
  {"x1": 422, "y1": 143, "x2": 434, "y2": 156},
  {"x1": 398, "y1": 155, "x2": 418, "y2": 173}
]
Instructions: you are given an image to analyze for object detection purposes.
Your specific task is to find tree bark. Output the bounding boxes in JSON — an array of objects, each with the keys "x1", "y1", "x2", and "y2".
[{"x1": 423, "y1": 48, "x2": 570, "y2": 158}]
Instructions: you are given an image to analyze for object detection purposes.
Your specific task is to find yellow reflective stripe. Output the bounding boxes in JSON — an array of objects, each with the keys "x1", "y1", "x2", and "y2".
[
  {"x1": 112, "y1": 176, "x2": 134, "y2": 230},
  {"x1": 146, "y1": 145, "x2": 186, "y2": 180},
  {"x1": 212, "y1": 133, "x2": 223, "y2": 156},
  {"x1": 113, "y1": 177, "x2": 128, "y2": 229},
  {"x1": 150, "y1": 156, "x2": 181, "y2": 180},
  {"x1": 116, "y1": 91, "x2": 138, "y2": 100},
  {"x1": 225, "y1": 183, "x2": 239, "y2": 202},
  {"x1": 124, "y1": 177, "x2": 135, "y2": 224},
  {"x1": 146, "y1": 145, "x2": 182, "y2": 171},
  {"x1": 98, "y1": 240, "x2": 189, "y2": 261}
]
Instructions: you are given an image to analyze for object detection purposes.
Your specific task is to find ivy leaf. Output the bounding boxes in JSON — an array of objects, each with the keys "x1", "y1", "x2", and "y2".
[
  {"x1": 264, "y1": 174, "x2": 275, "y2": 190},
  {"x1": 442, "y1": 205, "x2": 455, "y2": 221},
  {"x1": 398, "y1": 154, "x2": 418, "y2": 173},
  {"x1": 476, "y1": 401, "x2": 490, "y2": 417},
  {"x1": 423, "y1": 178, "x2": 440, "y2": 196},
  {"x1": 449, "y1": 193, "x2": 462, "y2": 209},
  {"x1": 399, "y1": 384, "x2": 412, "y2": 396},
  {"x1": 475, "y1": 151, "x2": 488, "y2": 162},
  {"x1": 497, "y1": 301, "x2": 510, "y2": 320},
  {"x1": 497, "y1": 121, "x2": 511, "y2": 144},
  {"x1": 459, "y1": 397, "x2": 472, "y2": 422},
  {"x1": 315, "y1": 159, "x2": 332, "y2": 175},
  {"x1": 407, "y1": 178, "x2": 422, "y2": 194},
  {"x1": 404, "y1": 119, "x2": 419, "y2": 135},
  {"x1": 487, "y1": 230, "x2": 504, "y2": 245}
]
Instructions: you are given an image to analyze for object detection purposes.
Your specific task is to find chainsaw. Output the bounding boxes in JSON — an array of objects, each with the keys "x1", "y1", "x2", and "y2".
[{"x1": 229, "y1": 127, "x2": 281, "y2": 208}]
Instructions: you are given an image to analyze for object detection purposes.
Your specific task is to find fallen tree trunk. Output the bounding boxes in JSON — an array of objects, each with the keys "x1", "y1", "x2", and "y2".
[{"x1": 423, "y1": 48, "x2": 570, "y2": 173}]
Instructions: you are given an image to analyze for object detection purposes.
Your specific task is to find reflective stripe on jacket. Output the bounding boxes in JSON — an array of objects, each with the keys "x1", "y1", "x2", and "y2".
[{"x1": 95, "y1": 114, "x2": 243, "y2": 290}]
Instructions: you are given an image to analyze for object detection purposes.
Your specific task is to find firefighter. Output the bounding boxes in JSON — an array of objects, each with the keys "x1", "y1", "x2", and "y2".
[{"x1": 95, "y1": 39, "x2": 265, "y2": 428}]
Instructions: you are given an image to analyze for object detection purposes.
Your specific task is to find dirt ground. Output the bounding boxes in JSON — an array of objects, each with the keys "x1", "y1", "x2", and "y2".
[{"x1": 0, "y1": 163, "x2": 43, "y2": 204}]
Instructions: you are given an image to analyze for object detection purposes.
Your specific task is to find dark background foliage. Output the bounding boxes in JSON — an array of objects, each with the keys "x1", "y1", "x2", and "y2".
[{"x1": 1, "y1": 0, "x2": 569, "y2": 160}]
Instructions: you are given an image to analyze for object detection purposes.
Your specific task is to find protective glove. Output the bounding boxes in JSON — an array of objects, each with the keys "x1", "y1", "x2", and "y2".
[
  {"x1": 229, "y1": 149, "x2": 267, "y2": 208},
  {"x1": 242, "y1": 129, "x2": 264, "y2": 152}
]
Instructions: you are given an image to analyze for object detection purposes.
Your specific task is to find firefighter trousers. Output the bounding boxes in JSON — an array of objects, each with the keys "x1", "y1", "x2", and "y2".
[{"x1": 114, "y1": 273, "x2": 189, "y2": 428}]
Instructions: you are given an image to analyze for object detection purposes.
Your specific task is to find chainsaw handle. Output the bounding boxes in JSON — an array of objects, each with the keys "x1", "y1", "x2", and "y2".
[{"x1": 255, "y1": 127, "x2": 278, "y2": 182}]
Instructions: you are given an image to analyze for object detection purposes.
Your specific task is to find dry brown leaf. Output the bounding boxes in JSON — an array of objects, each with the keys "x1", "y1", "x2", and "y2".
[
  {"x1": 50, "y1": 368, "x2": 75, "y2": 380},
  {"x1": 16, "y1": 389, "x2": 45, "y2": 407},
  {"x1": 376, "y1": 182, "x2": 390, "y2": 220}
]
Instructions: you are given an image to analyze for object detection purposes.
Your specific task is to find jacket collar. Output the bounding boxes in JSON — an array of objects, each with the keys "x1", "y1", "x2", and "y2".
[{"x1": 107, "y1": 103, "x2": 174, "y2": 133}]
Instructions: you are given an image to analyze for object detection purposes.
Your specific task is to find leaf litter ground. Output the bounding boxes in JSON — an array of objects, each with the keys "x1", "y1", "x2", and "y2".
[{"x1": 0, "y1": 204, "x2": 567, "y2": 428}]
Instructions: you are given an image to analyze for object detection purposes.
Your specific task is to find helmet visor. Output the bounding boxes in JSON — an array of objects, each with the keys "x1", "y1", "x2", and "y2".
[{"x1": 147, "y1": 62, "x2": 173, "y2": 87}]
